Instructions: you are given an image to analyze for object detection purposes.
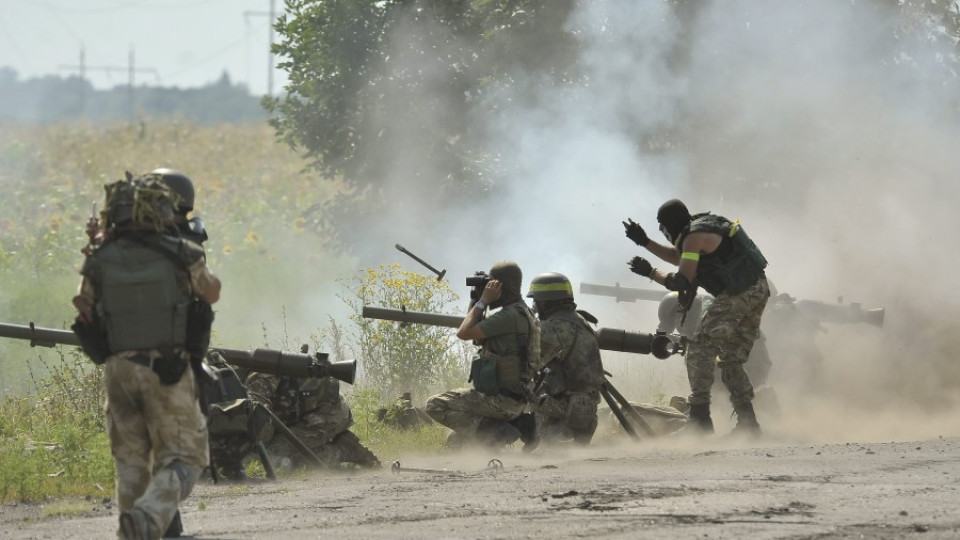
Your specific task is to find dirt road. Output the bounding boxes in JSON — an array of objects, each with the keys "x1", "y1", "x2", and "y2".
[{"x1": 3, "y1": 434, "x2": 959, "y2": 540}]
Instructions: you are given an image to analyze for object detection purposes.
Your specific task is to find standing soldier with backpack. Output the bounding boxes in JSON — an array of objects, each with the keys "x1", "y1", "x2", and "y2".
[{"x1": 72, "y1": 171, "x2": 221, "y2": 540}]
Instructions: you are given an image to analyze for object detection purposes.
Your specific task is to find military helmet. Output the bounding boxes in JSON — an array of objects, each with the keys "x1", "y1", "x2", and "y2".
[
  {"x1": 152, "y1": 168, "x2": 195, "y2": 213},
  {"x1": 526, "y1": 272, "x2": 574, "y2": 302}
]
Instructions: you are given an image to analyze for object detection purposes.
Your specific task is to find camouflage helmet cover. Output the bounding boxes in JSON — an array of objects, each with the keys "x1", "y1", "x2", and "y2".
[
  {"x1": 526, "y1": 272, "x2": 574, "y2": 301},
  {"x1": 152, "y1": 167, "x2": 195, "y2": 212}
]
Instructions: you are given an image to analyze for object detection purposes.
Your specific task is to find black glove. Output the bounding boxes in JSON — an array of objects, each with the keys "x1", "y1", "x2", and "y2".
[
  {"x1": 622, "y1": 218, "x2": 650, "y2": 247},
  {"x1": 628, "y1": 256, "x2": 653, "y2": 278}
]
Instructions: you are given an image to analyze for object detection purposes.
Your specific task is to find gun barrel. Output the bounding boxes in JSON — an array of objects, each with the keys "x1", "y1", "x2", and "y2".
[
  {"x1": 0, "y1": 322, "x2": 79, "y2": 348},
  {"x1": 794, "y1": 300, "x2": 885, "y2": 328},
  {"x1": 579, "y1": 283, "x2": 667, "y2": 303},
  {"x1": 363, "y1": 306, "x2": 681, "y2": 358},
  {"x1": 596, "y1": 327, "x2": 654, "y2": 355},
  {"x1": 361, "y1": 306, "x2": 463, "y2": 329},
  {"x1": 214, "y1": 347, "x2": 356, "y2": 384}
]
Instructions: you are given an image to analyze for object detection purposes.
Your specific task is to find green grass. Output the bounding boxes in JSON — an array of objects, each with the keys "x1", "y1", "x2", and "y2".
[
  {"x1": 0, "y1": 350, "x2": 113, "y2": 502},
  {"x1": 349, "y1": 387, "x2": 448, "y2": 461}
]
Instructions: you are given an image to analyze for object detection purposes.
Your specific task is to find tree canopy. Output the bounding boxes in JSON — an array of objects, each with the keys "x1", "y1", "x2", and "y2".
[{"x1": 265, "y1": 0, "x2": 960, "y2": 248}]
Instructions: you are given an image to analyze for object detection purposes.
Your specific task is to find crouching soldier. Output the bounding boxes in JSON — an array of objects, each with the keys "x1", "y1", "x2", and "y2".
[{"x1": 527, "y1": 272, "x2": 606, "y2": 445}]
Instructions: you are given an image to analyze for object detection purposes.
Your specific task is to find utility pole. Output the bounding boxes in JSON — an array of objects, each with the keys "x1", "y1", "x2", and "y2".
[
  {"x1": 60, "y1": 46, "x2": 160, "y2": 121},
  {"x1": 57, "y1": 45, "x2": 87, "y2": 111},
  {"x1": 244, "y1": 0, "x2": 278, "y2": 96}
]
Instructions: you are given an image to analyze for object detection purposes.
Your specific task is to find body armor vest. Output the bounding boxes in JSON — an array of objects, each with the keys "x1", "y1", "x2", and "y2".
[
  {"x1": 680, "y1": 213, "x2": 767, "y2": 296},
  {"x1": 553, "y1": 311, "x2": 605, "y2": 393},
  {"x1": 95, "y1": 235, "x2": 190, "y2": 352},
  {"x1": 471, "y1": 302, "x2": 541, "y2": 399}
]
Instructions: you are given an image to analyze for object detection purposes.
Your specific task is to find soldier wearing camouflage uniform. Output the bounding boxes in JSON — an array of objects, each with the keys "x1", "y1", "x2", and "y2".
[
  {"x1": 425, "y1": 261, "x2": 542, "y2": 450},
  {"x1": 72, "y1": 172, "x2": 221, "y2": 539},
  {"x1": 245, "y1": 367, "x2": 380, "y2": 469},
  {"x1": 377, "y1": 392, "x2": 434, "y2": 430},
  {"x1": 624, "y1": 199, "x2": 770, "y2": 435},
  {"x1": 527, "y1": 273, "x2": 606, "y2": 445}
]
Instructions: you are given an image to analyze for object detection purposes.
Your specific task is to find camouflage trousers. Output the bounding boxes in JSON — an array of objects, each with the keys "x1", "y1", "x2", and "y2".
[
  {"x1": 535, "y1": 391, "x2": 600, "y2": 444},
  {"x1": 105, "y1": 354, "x2": 208, "y2": 539},
  {"x1": 686, "y1": 277, "x2": 770, "y2": 407},
  {"x1": 266, "y1": 400, "x2": 378, "y2": 468},
  {"x1": 425, "y1": 387, "x2": 526, "y2": 436}
]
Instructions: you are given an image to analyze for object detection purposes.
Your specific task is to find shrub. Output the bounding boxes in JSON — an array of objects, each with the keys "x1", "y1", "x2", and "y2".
[{"x1": 339, "y1": 264, "x2": 470, "y2": 401}]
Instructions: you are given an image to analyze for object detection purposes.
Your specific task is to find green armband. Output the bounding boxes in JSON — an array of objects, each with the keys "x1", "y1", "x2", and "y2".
[{"x1": 681, "y1": 251, "x2": 700, "y2": 261}]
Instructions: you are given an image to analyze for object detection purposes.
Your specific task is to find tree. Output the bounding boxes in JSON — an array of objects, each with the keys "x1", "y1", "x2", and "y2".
[
  {"x1": 339, "y1": 264, "x2": 470, "y2": 399},
  {"x1": 265, "y1": 1, "x2": 577, "y2": 218}
]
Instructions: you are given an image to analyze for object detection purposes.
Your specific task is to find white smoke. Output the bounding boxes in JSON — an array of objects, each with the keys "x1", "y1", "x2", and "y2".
[{"x1": 339, "y1": 0, "x2": 960, "y2": 439}]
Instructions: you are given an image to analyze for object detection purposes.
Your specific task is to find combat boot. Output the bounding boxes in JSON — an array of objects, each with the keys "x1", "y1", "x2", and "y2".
[
  {"x1": 476, "y1": 418, "x2": 521, "y2": 448},
  {"x1": 163, "y1": 510, "x2": 183, "y2": 538},
  {"x1": 508, "y1": 413, "x2": 540, "y2": 453},
  {"x1": 118, "y1": 508, "x2": 152, "y2": 540},
  {"x1": 674, "y1": 403, "x2": 714, "y2": 436},
  {"x1": 729, "y1": 402, "x2": 762, "y2": 437},
  {"x1": 332, "y1": 430, "x2": 382, "y2": 468}
]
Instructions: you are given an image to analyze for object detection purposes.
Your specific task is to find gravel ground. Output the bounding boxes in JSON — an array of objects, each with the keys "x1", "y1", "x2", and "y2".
[{"x1": 3, "y1": 433, "x2": 959, "y2": 540}]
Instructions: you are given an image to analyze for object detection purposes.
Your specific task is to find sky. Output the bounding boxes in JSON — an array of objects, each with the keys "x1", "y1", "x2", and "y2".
[{"x1": 0, "y1": 0, "x2": 287, "y2": 95}]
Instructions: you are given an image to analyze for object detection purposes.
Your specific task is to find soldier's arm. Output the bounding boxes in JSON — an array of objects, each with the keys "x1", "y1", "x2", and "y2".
[
  {"x1": 645, "y1": 238, "x2": 682, "y2": 266},
  {"x1": 648, "y1": 232, "x2": 718, "y2": 286},
  {"x1": 245, "y1": 373, "x2": 280, "y2": 412},
  {"x1": 457, "y1": 280, "x2": 502, "y2": 341},
  {"x1": 188, "y1": 258, "x2": 221, "y2": 304},
  {"x1": 72, "y1": 277, "x2": 96, "y2": 321},
  {"x1": 181, "y1": 241, "x2": 221, "y2": 303},
  {"x1": 538, "y1": 323, "x2": 562, "y2": 366}
]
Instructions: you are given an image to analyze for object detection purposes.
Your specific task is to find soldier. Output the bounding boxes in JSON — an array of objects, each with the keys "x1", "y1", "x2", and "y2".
[
  {"x1": 425, "y1": 261, "x2": 542, "y2": 450},
  {"x1": 244, "y1": 355, "x2": 380, "y2": 469},
  {"x1": 377, "y1": 392, "x2": 435, "y2": 430},
  {"x1": 624, "y1": 199, "x2": 770, "y2": 436},
  {"x1": 201, "y1": 351, "x2": 271, "y2": 482},
  {"x1": 526, "y1": 272, "x2": 606, "y2": 445},
  {"x1": 72, "y1": 172, "x2": 220, "y2": 539}
]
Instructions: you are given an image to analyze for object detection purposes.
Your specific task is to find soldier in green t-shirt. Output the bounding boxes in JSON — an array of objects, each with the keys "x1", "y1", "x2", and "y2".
[{"x1": 425, "y1": 261, "x2": 542, "y2": 450}]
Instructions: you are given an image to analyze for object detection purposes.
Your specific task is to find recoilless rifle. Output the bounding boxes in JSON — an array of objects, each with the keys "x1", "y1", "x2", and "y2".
[
  {"x1": 580, "y1": 282, "x2": 885, "y2": 328},
  {"x1": 0, "y1": 321, "x2": 357, "y2": 477},
  {"x1": 360, "y1": 305, "x2": 686, "y2": 440}
]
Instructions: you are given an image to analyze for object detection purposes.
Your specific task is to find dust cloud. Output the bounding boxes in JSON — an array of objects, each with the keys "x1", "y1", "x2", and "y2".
[{"x1": 337, "y1": 0, "x2": 960, "y2": 443}]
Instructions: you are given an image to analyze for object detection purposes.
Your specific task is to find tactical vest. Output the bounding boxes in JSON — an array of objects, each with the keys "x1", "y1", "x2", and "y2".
[
  {"x1": 679, "y1": 213, "x2": 767, "y2": 296},
  {"x1": 95, "y1": 235, "x2": 190, "y2": 352},
  {"x1": 202, "y1": 353, "x2": 271, "y2": 468},
  {"x1": 470, "y1": 302, "x2": 541, "y2": 399},
  {"x1": 555, "y1": 312, "x2": 605, "y2": 393},
  {"x1": 273, "y1": 375, "x2": 340, "y2": 425}
]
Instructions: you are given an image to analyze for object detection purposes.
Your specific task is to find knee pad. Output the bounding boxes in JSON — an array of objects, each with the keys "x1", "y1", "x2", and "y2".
[{"x1": 424, "y1": 397, "x2": 446, "y2": 419}]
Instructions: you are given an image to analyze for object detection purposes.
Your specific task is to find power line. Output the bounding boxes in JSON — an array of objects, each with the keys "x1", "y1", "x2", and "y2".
[
  {"x1": 164, "y1": 30, "x2": 253, "y2": 82},
  {"x1": 58, "y1": 45, "x2": 160, "y2": 120}
]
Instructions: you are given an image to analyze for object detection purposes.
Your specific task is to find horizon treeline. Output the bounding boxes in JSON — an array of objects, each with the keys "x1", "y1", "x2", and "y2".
[{"x1": 0, "y1": 68, "x2": 267, "y2": 125}]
